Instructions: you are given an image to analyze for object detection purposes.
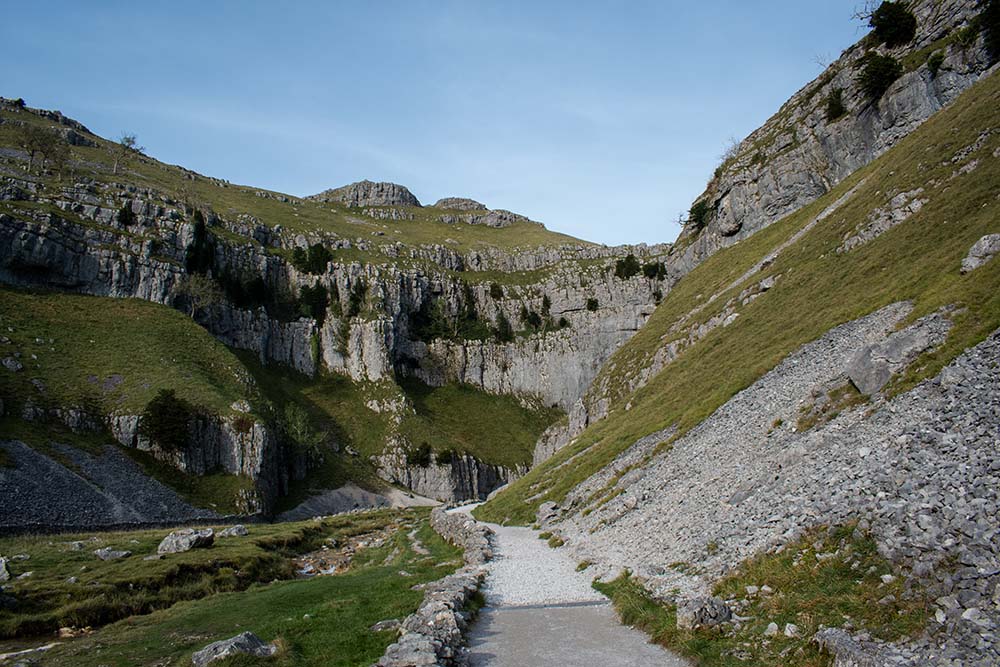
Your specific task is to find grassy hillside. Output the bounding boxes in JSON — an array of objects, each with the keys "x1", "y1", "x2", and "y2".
[
  {"x1": 0, "y1": 287, "x2": 252, "y2": 416},
  {"x1": 0, "y1": 105, "x2": 586, "y2": 257},
  {"x1": 0, "y1": 508, "x2": 461, "y2": 666},
  {"x1": 477, "y1": 70, "x2": 1000, "y2": 525}
]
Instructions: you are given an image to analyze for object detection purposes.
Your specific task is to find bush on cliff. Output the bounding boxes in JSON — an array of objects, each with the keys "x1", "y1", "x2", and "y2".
[
  {"x1": 857, "y1": 52, "x2": 903, "y2": 101},
  {"x1": 869, "y1": 1, "x2": 917, "y2": 47},
  {"x1": 139, "y1": 389, "x2": 195, "y2": 452}
]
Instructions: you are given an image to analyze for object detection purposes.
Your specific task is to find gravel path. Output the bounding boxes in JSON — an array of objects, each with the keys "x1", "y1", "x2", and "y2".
[{"x1": 453, "y1": 506, "x2": 687, "y2": 666}]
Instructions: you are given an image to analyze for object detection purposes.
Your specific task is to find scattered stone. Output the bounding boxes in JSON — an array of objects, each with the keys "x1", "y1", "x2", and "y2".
[
  {"x1": 143, "y1": 554, "x2": 163, "y2": 561},
  {"x1": 764, "y1": 622, "x2": 779, "y2": 637},
  {"x1": 0, "y1": 558, "x2": 10, "y2": 582},
  {"x1": 676, "y1": 596, "x2": 732, "y2": 630},
  {"x1": 218, "y1": 524, "x2": 249, "y2": 538},
  {"x1": 371, "y1": 619, "x2": 401, "y2": 633},
  {"x1": 157, "y1": 528, "x2": 214, "y2": 555},
  {"x1": 191, "y1": 632, "x2": 277, "y2": 666},
  {"x1": 784, "y1": 623, "x2": 800, "y2": 637},
  {"x1": 93, "y1": 548, "x2": 131, "y2": 561},
  {"x1": 2, "y1": 357, "x2": 22, "y2": 372}
]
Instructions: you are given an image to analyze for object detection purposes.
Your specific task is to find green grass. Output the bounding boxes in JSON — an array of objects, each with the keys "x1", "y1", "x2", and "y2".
[
  {"x1": 25, "y1": 511, "x2": 461, "y2": 667},
  {"x1": 0, "y1": 512, "x2": 411, "y2": 640},
  {"x1": 397, "y1": 377, "x2": 563, "y2": 470},
  {"x1": 477, "y1": 70, "x2": 1000, "y2": 525},
  {"x1": 595, "y1": 524, "x2": 930, "y2": 667},
  {"x1": 0, "y1": 287, "x2": 252, "y2": 416}
]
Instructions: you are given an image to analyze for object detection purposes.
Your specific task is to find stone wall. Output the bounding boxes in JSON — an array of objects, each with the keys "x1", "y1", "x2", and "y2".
[{"x1": 376, "y1": 508, "x2": 493, "y2": 666}]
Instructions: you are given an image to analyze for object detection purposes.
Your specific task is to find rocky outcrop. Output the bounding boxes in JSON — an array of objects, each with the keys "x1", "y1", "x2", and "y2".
[
  {"x1": 676, "y1": 0, "x2": 992, "y2": 270},
  {"x1": 961, "y1": 233, "x2": 1000, "y2": 273},
  {"x1": 376, "y1": 445, "x2": 524, "y2": 503},
  {"x1": 434, "y1": 197, "x2": 488, "y2": 211},
  {"x1": 110, "y1": 411, "x2": 282, "y2": 514},
  {"x1": 192, "y1": 632, "x2": 277, "y2": 666},
  {"x1": 846, "y1": 310, "x2": 952, "y2": 395},
  {"x1": 308, "y1": 180, "x2": 421, "y2": 208}
]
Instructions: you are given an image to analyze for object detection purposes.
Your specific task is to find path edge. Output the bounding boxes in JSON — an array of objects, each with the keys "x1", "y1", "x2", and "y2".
[{"x1": 375, "y1": 506, "x2": 493, "y2": 666}]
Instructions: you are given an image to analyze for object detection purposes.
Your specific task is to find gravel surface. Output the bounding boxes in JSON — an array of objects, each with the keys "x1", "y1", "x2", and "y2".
[
  {"x1": 0, "y1": 441, "x2": 217, "y2": 531},
  {"x1": 456, "y1": 506, "x2": 604, "y2": 607},
  {"x1": 552, "y1": 306, "x2": 1000, "y2": 666}
]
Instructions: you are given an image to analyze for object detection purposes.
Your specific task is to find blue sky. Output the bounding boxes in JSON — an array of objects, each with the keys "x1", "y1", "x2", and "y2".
[{"x1": 2, "y1": 1, "x2": 863, "y2": 245}]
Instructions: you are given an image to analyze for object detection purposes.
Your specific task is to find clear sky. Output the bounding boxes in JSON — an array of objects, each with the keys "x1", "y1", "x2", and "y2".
[{"x1": 1, "y1": 1, "x2": 864, "y2": 246}]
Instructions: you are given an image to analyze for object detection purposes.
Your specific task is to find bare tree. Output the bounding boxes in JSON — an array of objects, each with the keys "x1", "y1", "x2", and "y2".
[
  {"x1": 43, "y1": 137, "x2": 71, "y2": 178},
  {"x1": 111, "y1": 133, "x2": 144, "y2": 175},
  {"x1": 174, "y1": 273, "x2": 222, "y2": 319},
  {"x1": 852, "y1": 1, "x2": 879, "y2": 22},
  {"x1": 15, "y1": 125, "x2": 56, "y2": 174}
]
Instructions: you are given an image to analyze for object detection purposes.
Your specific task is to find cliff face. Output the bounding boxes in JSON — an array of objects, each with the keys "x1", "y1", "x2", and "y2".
[
  {"x1": 675, "y1": 0, "x2": 991, "y2": 268},
  {"x1": 0, "y1": 116, "x2": 670, "y2": 507},
  {"x1": 526, "y1": 0, "x2": 998, "y2": 467}
]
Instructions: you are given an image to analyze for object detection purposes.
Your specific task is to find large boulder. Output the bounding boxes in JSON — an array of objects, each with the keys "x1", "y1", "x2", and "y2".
[
  {"x1": 846, "y1": 312, "x2": 951, "y2": 395},
  {"x1": 191, "y1": 632, "x2": 276, "y2": 666},
  {"x1": 676, "y1": 596, "x2": 732, "y2": 630},
  {"x1": 960, "y1": 234, "x2": 1000, "y2": 274},
  {"x1": 158, "y1": 528, "x2": 215, "y2": 555}
]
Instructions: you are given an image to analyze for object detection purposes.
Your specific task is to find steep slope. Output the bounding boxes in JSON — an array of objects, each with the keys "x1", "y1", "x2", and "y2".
[
  {"x1": 674, "y1": 0, "x2": 992, "y2": 270},
  {"x1": 478, "y1": 64, "x2": 1000, "y2": 523},
  {"x1": 476, "y1": 38, "x2": 1000, "y2": 667},
  {"x1": 0, "y1": 97, "x2": 670, "y2": 517}
]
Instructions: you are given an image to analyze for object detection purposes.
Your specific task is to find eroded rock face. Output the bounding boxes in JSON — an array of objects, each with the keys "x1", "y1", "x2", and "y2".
[
  {"x1": 307, "y1": 180, "x2": 421, "y2": 208},
  {"x1": 676, "y1": 597, "x2": 732, "y2": 630},
  {"x1": 675, "y1": 0, "x2": 991, "y2": 271},
  {"x1": 376, "y1": 445, "x2": 524, "y2": 503}
]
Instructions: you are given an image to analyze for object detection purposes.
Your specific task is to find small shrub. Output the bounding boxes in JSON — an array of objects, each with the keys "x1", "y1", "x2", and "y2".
[
  {"x1": 232, "y1": 414, "x2": 255, "y2": 434},
  {"x1": 869, "y1": 1, "x2": 917, "y2": 47},
  {"x1": 857, "y1": 52, "x2": 903, "y2": 101},
  {"x1": 926, "y1": 51, "x2": 945, "y2": 77},
  {"x1": 525, "y1": 310, "x2": 543, "y2": 330},
  {"x1": 652, "y1": 289, "x2": 663, "y2": 303},
  {"x1": 825, "y1": 88, "x2": 847, "y2": 121},
  {"x1": 184, "y1": 211, "x2": 215, "y2": 275},
  {"x1": 407, "y1": 443, "x2": 432, "y2": 468},
  {"x1": 614, "y1": 254, "x2": 641, "y2": 280},
  {"x1": 12, "y1": 98, "x2": 25, "y2": 108},
  {"x1": 138, "y1": 389, "x2": 194, "y2": 452},
  {"x1": 299, "y1": 281, "x2": 328, "y2": 325},
  {"x1": 494, "y1": 311, "x2": 514, "y2": 342},
  {"x1": 558, "y1": 316, "x2": 570, "y2": 329},
  {"x1": 586, "y1": 298, "x2": 599, "y2": 311},
  {"x1": 641, "y1": 261, "x2": 666, "y2": 280},
  {"x1": 688, "y1": 200, "x2": 711, "y2": 230},
  {"x1": 541, "y1": 294, "x2": 551, "y2": 315},
  {"x1": 347, "y1": 279, "x2": 366, "y2": 317},
  {"x1": 435, "y1": 448, "x2": 456, "y2": 466},
  {"x1": 955, "y1": 19, "x2": 983, "y2": 49},
  {"x1": 985, "y1": 0, "x2": 1000, "y2": 63},
  {"x1": 489, "y1": 283, "x2": 504, "y2": 299},
  {"x1": 117, "y1": 204, "x2": 136, "y2": 227}
]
